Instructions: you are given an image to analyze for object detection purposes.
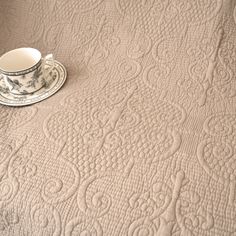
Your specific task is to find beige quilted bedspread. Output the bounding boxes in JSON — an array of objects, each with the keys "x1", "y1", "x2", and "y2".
[{"x1": 1, "y1": 0, "x2": 236, "y2": 235}]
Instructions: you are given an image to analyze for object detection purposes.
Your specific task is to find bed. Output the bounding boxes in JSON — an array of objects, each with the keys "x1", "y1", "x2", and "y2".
[{"x1": 1, "y1": 0, "x2": 236, "y2": 235}]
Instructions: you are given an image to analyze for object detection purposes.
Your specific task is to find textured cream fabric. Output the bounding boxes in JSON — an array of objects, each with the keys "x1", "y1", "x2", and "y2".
[{"x1": 1, "y1": 0, "x2": 236, "y2": 235}]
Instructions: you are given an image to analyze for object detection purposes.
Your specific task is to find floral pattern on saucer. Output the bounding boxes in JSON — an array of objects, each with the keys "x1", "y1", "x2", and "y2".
[{"x1": 0, "y1": 60, "x2": 66, "y2": 106}]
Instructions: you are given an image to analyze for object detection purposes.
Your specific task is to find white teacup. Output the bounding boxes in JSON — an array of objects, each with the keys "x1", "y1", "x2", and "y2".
[{"x1": 0, "y1": 48, "x2": 54, "y2": 95}]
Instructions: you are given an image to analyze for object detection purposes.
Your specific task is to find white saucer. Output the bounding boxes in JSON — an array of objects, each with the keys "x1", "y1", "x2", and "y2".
[{"x1": 0, "y1": 60, "x2": 67, "y2": 106}]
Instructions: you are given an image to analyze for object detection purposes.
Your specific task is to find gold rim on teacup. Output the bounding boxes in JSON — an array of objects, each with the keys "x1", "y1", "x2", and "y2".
[{"x1": 0, "y1": 48, "x2": 55, "y2": 95}]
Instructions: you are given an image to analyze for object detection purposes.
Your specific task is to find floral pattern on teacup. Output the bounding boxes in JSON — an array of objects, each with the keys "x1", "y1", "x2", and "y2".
[{"x1": 3, "y1": 63, "x2": 47, "y2": 95}]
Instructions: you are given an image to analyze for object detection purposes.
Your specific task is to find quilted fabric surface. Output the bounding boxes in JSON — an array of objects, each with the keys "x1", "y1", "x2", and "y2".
[{"x1": 1, "y1": 0, "x2": 236, "y2": 235}]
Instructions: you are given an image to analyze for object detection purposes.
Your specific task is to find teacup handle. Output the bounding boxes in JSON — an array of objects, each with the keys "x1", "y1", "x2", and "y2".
[{"x1": 42, "y1": 54, "x2": 55, "y2": 80}]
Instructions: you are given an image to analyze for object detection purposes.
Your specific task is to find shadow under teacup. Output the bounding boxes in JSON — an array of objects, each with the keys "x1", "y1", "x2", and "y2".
[{"x1": 0, "y1": 48, "x2": 54, "y2": 95}]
